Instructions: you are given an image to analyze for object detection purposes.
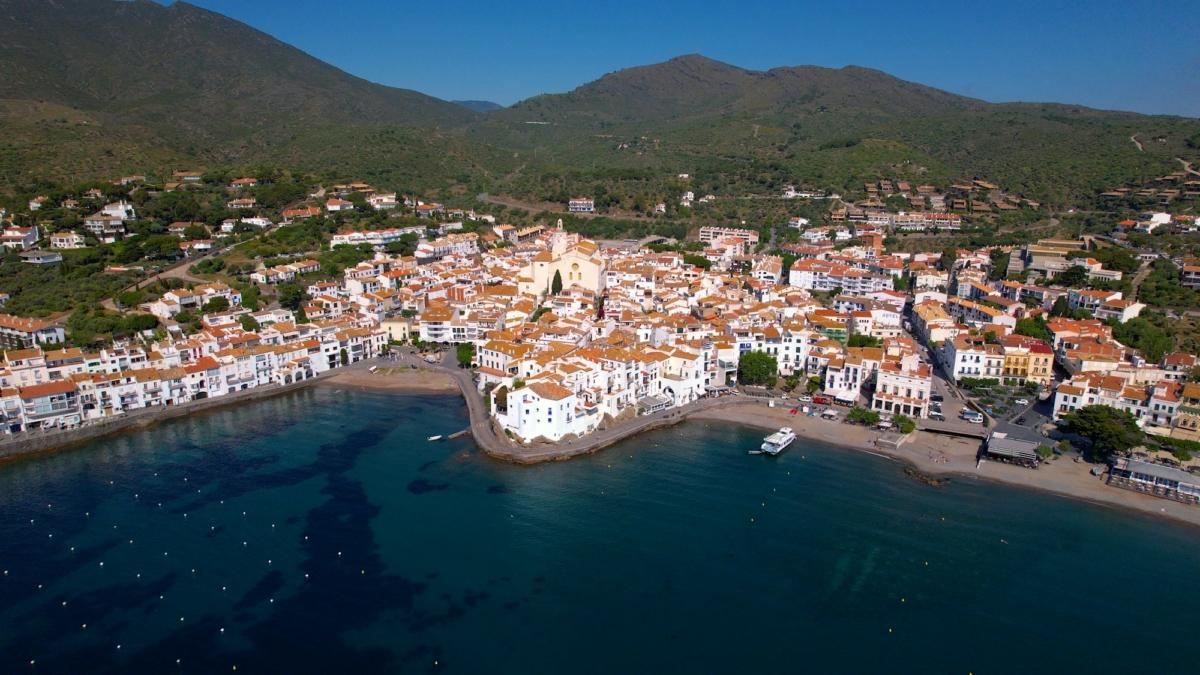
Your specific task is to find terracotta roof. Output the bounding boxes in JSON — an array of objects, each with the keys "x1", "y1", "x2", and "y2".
[{"x1": 19, "y1": 380, "x2": 77, "y2": 398}]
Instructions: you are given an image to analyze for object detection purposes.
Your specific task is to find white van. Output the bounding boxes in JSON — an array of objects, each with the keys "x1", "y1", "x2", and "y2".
[{"x1": 960, "y1": 411, "x2": 984, "y2": 424}]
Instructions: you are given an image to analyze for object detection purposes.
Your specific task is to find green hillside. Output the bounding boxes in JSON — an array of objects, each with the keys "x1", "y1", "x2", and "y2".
[
  {"x1": 472, "y1": 55, "x2": 1199, "y2": 206},
  {"x1": 0, "y1": 0, "x2": 505, "y2": 191},
  {"x1": 1, "y1": 2, "x2": 1196, "y2": 207}
]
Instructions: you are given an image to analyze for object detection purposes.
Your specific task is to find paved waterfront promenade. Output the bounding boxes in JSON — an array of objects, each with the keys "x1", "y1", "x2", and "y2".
[{"x1": 0, "y1": 360, "x2": 381, "y2": 462}]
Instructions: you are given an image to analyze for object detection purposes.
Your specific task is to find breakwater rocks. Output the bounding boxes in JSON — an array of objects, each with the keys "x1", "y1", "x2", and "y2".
[{"x1": 905, "y1": 467, "x2": 951, "y2": 486}]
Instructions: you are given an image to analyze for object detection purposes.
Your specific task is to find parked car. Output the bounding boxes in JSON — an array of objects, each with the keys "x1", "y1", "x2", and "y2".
[
  {"x1": 798, "y1": 395, "x2": 813, "y2": 403},
  {"x1": 813, "y1": 396, "x2": 830, "y2": 405},
  {"x1": 1015, "y1": 416, "x2": 1027, "y2": 425},
  {"x1": 930, "y1": 393, "x2": 945, "y2": 402},
  {"x1": 1014, "y1": 398, "x2": 1029, "y2": 406},
  {"x1": 929, "y1": 412, "x2": 946, "y2": 421}
]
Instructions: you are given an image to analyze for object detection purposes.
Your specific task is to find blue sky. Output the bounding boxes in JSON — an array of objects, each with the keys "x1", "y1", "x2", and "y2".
[{"x1": 174, "y1": 0, "x2": 1198, "y2": 116}]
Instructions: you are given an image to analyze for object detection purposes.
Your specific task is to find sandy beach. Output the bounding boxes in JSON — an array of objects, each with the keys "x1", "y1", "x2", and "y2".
[
  {"x1": 694, "y1": 404, "x2": 1200, "y2": 528},
  {"x1": 322, "y1": 366, "x2": 463, "y2": 392}
]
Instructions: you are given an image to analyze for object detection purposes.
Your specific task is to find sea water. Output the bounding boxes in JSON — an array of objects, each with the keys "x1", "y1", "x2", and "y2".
[{"x1": 1, "y1": 386, "x2": 1197, "y2": 673}]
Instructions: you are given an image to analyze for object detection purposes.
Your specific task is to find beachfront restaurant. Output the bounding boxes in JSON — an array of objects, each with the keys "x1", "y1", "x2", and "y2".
[
  {"x1": 983, "y1": 434, "x2": 1041, "y2": 469},
  {"x1": 637, "y1": 395, "x2": 670, "y2": 414},
  {"x1": 1108, "y1": 457, "x2": 1200, "y2": 505}
]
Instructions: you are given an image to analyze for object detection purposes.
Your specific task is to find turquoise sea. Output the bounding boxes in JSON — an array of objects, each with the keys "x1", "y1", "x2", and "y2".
[{"x1": 1, "y1": 386, "x2": 1198, "y2": 673}]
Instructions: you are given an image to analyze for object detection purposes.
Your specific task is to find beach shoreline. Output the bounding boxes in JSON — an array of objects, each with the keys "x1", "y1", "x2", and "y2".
[
  {"x1": 7, "y1": 358, "x2": 1196, "y2": 530},
  {"x1": 347, "y1": 364, "x2": 1200, "y2": 528},
  {"x1": 693, "y1": 404, "x2": 1200, "y2": 528},
  {"x1": 321, "y1": 366, "x2": 463, "y2": 392},
  {"x1": 345, "y1": 362, "x2": 1200, "y2": 528}
]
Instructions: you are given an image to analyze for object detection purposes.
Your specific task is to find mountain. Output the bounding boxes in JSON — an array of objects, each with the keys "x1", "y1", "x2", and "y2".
[
  {"x1": 491, "y1": 55, "x2": 982, "y2": 124},
  {"x1": 0, "y1": 0, "x2": 477, "y2": 130},
  {"x1": 453, "y1": 101, "x2": 505, "y2": 113},
  {"x1": 471, "y1": 55, "x2": 1198, "y2": 204},
  {"x1": 0, "y1": 0, "x2": 506, "y2": 189},
  {"x1": 1, "y1": 1, "x2": 1195, "y2": 206}
]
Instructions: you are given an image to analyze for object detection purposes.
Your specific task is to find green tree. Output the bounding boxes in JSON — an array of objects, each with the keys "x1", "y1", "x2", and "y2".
[
  {"x1": 847, "y1": 334, "x2": 882, "y2": 348},
  {"x1": 277, "y1": 283, "x2": 306, "y2": 310},
  {"x1": 737, "y1": 350, "x2": 777, "y2": 385},
  {"x1": 890, "y1": 414, "x2": 916, "y2": 434},
  {"x1": 494, "y1": 385, "x2": 509, "y2": 410},
  {"x1": 1014, "y1": 317, "x2": 1052, "y2": 343},
  {"x1": 339, "y1": 348, "x2": 349, "y2": 366},
  {"x1": 456, "y1": 342, "x2": 474, "y2": 368},
  {"x1": 117, "y1": 290, "x2": 144, "y2": 309},
  {"x1": 1052, "y1": 265, "x2": 1089, "y2": 288},
  {"x1": 551, "y1": 270, "x2": 563, "y2": 295},
  {"x1": 121, "y1": 314, "x2": 158, "y2": 333},
  {"x1": 239, "y1": 315, "x2": 260, "y2": 332},
  {"x1": 683, "y1": 254, "x2": 712, "y2": 270},
  {"x1": 892, "y1": 274, "x2": 909, "y2": 291},
  {"x1": 1036, "y1": 444, "x2": 1054, "y2": 459},
  {"x1": 1050, "y1": 296, "x2": 1071, "y2": 317},
  {"x1": 182, "y1": 224, "x2": 209, "y2": 240},
  {"x1": 1064, "y1": 405, "x2": 1143, "y2": 460},
  {"x1": 847, "y1": 407, "x2": 881, "y2": 425},
  {"x1": 201, "y1": 296, "x2": 230, "y2": 314},
  {"x1": 1108, "y1": 317, "x2": 1175, "y2": 363}
]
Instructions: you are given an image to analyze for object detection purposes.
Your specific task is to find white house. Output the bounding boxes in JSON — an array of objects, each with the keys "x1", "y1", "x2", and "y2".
[
  {"x1": 495, "y1": 381, "x2": 584, "y2": 442},
  {"x1": 50, "y1": 233, "x2": 87, "y2": 249}
]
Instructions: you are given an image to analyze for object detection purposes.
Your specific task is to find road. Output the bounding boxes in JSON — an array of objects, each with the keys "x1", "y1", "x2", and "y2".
[
  {"x1": 101, "y1": 253, "x2": 216, "y2": 311},
  {"x1": 1129, "y1": 260, "x2": 1154, "y2": 298}
]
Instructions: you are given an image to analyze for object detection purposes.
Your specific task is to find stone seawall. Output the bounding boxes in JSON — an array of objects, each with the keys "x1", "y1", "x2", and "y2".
[{"x1": 0, "y1": 363, "x2": 368, "y2": 463}]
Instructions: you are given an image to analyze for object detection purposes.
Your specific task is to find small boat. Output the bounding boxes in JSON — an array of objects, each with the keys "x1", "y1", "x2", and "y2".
[
  {"x1": 746, "y1": 449, "x2": 764, "y2": 455},
  {"x1": 759, "y1": 427, "x2": 796, "y2": 456},
  {"x1": 427, "y1": 435, "x2": 443, "y2": 442}
]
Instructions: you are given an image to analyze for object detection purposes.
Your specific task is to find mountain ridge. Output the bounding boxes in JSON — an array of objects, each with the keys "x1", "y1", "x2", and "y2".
[{"x1": 0, "y1": 1, "x2": 1195, "y2": 203}]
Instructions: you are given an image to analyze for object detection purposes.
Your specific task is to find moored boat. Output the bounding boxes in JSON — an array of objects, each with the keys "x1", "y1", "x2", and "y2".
[
  {"x1": 759, "y1": 427, "x2": 796, "y2": 456},
  {"x1": 427, "y1": 435, "x2": 443, "y2": 441}
]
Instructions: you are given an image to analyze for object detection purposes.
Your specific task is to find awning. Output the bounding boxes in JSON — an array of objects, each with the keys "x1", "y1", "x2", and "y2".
[{"x1": 835, "y1": 392, "x2": 857, "y2": 403}]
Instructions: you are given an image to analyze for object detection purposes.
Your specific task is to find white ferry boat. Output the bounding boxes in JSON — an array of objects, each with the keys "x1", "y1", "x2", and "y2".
[{"x1": 757, "y1": 427, "x2": 796, "y2": 456}]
